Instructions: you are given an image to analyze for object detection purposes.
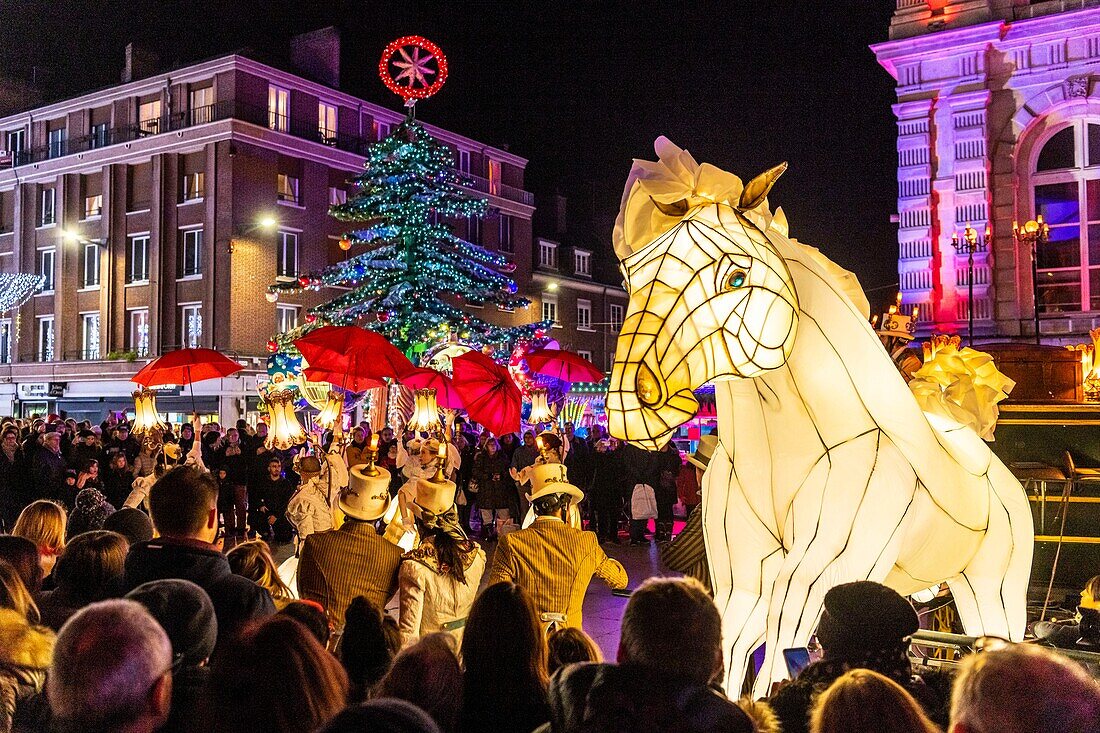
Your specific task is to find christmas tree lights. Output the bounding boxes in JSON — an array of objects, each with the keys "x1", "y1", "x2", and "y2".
[{"x1": 268, "y1": 119, "x2": 549, "y2": 357}]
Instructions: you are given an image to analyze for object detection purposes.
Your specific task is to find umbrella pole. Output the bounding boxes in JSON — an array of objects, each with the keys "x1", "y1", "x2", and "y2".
[{"x1": 188, "y1": 365, "x2": 197, "y2": 417}]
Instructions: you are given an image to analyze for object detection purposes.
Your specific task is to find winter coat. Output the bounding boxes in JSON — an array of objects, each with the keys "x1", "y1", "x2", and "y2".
[
  {"x1": 30, "y1": 449, "x2": 67, "y2": 504},
  {"x1": 471, "y1": 450, "x2": 511, "y2": 510},
  {"x1": 124, "y1": 537, "x2": 275, "y2": 646},
  {"x1": 286, "y1": 478, "x2": 336, "y2": 541},
  {"x1": 346, "y1": 440, "x2": 370, "y2": 468},
  {"x1": 589, "y1": 448, "x2": 626, "y2": 506},
  {"x1": 100, "y1": 466, "x2": 134, "y2": 509},
  {"x1": 0, "y1": 609, "x2": 54, "y2": 733},
  {"x1": 398, "y1": 538, "x2": 485, "y2": 648},
  {"x1": 548, "y1": 662, "x2": 755, "y2": 733},
  {"x1": 0, "y1": 448, "x2": 26, "y2": 530}
]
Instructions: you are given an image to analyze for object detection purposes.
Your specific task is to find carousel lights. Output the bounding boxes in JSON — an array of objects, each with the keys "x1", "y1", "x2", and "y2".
[
  {"x1": 314, "y1": 389, "x2": 345, "y2": 430},
  {"x1": 528, "y1": 387, "x2": 555, "y2": 424},
  {"x1": 130, "y1": 388, "x2": 165, "y2": 435},
  {"x1": 265, "y1": 389, "x2": 307, "y2": 450},
  {"x1": 407, "y1": 388, "x2": 443, "y2": 436}
]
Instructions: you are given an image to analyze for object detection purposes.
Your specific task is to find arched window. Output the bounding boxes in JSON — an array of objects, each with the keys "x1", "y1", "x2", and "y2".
[{"x1": 1032, "y1": 120, "x2": 1100, "y2": 313}]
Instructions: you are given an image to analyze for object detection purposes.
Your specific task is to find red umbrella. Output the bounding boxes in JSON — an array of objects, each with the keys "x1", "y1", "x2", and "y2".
[
  {"x1": 526, "y1": 348, "x2": 605, "y2": 384},
  {"x1": 294, "y1": 326, "x2": 415, "y2": 386},
  {"x1": 131, "y1": 348, "x2": 243, "y2": 387},
  {"x1": 302, "y1": 367, "x2": 384, "y2": 394},
  {"x1": 452, "y1": 351, "x2": 521, "y2": 437},
  {"x1": 400, "y1": 368, "x2": 464, "y2": 409}
]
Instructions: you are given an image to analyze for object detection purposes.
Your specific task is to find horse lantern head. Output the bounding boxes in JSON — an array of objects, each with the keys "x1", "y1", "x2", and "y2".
[{"x1": 606, "y1": 144, "x2": 798, "y2": 451}]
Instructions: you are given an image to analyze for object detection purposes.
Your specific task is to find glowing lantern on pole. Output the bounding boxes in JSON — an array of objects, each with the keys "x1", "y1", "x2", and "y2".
[
  {"x1": 130, "y1": 388, "x2": 165, "y2": 435},
  {"x1": 315, "y1": 389, "x2": 345, "y2": 430},
  {"x1": 265, "y1": 389, "x2": 307, "y2": 450},
  {"x1": 527, "y1": 387, "x2": 555, "y2": 425},
  {"x1": 407, "y1": 388, "x2": 442, "y2": 436}
]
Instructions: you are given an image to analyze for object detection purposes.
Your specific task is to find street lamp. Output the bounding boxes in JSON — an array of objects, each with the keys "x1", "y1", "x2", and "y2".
[
  {"x1": 1012, "y1": 216, "x2": 1050, "y2": 345},
  {"x1": 951, "y1": 222, "x2": 989, "y2": 346}
]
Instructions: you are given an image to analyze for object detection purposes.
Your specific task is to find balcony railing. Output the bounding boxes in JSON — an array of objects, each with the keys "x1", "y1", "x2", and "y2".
[{"x1": 2, "y1": 101, "x2": 536, "y2": 206}]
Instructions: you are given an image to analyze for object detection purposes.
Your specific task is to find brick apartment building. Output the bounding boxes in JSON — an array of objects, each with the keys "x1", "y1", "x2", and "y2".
[{"x1": 0, "y1": 30, "x2": 540, "y2": 421}]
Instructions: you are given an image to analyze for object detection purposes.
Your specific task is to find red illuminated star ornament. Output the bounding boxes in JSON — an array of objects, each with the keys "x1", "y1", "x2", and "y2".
[{"x1": 379, "y1": 36, "x2": 449, "y2": 107}]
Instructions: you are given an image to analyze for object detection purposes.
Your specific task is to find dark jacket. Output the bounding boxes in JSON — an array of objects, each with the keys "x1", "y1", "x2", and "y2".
[
  {"x1": 471, "y1": 450, "x2": 512, "y2": 511},
  {"x1": 0, "y1": 447, "x2": 26, "y2": 530},
  {"x1": 124, "y1": 537, "x2": 275, "y2": 646},
  {"x1": 548, "y1": 662, "x2": 754, "y2": 733},
  {"x1": 31, "y1": 449, "x2": 68, "y2": 504},
  {"x1": 589, "y1": 447, "x2": 625, "y2": 505}
]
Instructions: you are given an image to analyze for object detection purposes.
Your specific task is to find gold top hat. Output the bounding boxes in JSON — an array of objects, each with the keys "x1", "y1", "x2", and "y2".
[
  {"x1": 413, "y1": 475, "x2": 457, "y2": 517},
  {"x1": 873, "y1": 293, "x2": 919, "y2": 341},
  {"x1": 525, "y1": 462, "x2": 584, "y2": 504},
  {"x1": 341, "y1": 464, "x2": 393, "y2": 521},
  {"x1": 687, "y1": 434, "x2": 719, "y2": 471}
]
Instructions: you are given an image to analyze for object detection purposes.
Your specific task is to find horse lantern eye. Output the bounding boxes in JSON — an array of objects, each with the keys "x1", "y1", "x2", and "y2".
[{"x1": 725, "y1": 269, "x2": 748, "y2": 291}]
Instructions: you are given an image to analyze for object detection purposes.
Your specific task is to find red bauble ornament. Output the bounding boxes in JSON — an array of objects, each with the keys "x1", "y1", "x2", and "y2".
[
  {"x1": 338, "y1": 236, "x2": 352, "y2": 251},
  {"x1": 266, "y1": 340, "x2": 277, "y2": 353},
  {"x1": 378, "y1": 312, "x2": 390, "y2": 323},
  {"x1": 378, "y1": 36, "x2": 448, "y2": 104},
  {"x1": 305, "y1": 313, "x2": 317, "y2": 324},
  {"x1": 297, "y1": 275, "x2": 310, "y2": 288}
]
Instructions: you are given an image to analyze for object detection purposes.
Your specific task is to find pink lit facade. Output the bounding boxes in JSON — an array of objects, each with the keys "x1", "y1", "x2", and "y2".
[{"x1": 873, "y1": 1, "x2": 1100, "y2": 341}]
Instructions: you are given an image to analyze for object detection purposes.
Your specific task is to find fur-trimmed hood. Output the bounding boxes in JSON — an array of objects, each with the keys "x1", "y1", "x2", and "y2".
[{"x1": 0, "y1": 609, "x2": 53, "y2": 671}]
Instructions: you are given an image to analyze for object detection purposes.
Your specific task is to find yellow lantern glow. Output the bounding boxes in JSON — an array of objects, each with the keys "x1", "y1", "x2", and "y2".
[
  {"x1": 315, "y1": 390, "x2": 344, "y2": 430},
  {"x1": 130, "y1": 388, "x2": 165, "y2": 436},
  {"x1": 527, "y1": 387, "x2": 555, "y2": 425},
  {"x1": 407, "y1": 388, "x2": 442, "y2": 436},
  {"x1": 265, "y1": 389, "x2": 307, "y2": 450}
]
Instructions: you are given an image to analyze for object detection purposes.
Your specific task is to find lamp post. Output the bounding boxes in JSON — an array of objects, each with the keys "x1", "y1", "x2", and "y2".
[
  {"x1": 1012, "y1": 216, "x2": 1050, "y2": 345},
  {"x1": 951, "y1": 223, "x2": 989, "y2": 347}
]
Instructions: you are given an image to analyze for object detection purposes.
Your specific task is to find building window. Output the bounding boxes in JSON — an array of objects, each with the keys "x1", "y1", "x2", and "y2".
[
  {"x1": 277, "y1": 174, "x2": 300, "y2": 205},
  {"x1": 37, "y1": 316, "x2": 54, "y2": 362},
  {"x1": 6, "y1": 129, "x2": 25, "y2": 163},
  {"x1": 574, "y1": 250, "x2": 591, "y2": 277},
  {"x1": 128, "y1": 235, "x2": 149, "y2": 283},
  {"x1": 180, "y1": 304, "x2": 202, "y2": 348},
  {"x1": 609, "y1": 303, "x2": 624, "y2": 332},
  {"x1": 182, "y1": 171, "x2": 204, "y2": 201},
  {"x1": 539, "y1": 240, "x2": 558, "y2": 269},
  {"x1": 577, "y1": 299, "x2": 592, "y2": 330},
  {"x1": 47, "y1": 127, "x2": 65, "y2": 159},
  {"x1": 276, "y1": 304, "x2": 298, "y2": 332},
  {"x1": 129, "y1": 309, "x2": 149, "y2": 356},
  {"x1": 374, "y1": 120, "x2": 391, "y2": 140},
  {"x1": 37, "y1": 249, "x2": 55, "y2": 292},
  {"x1": 542, "y1": 294, "x2": 559, "y2": 326},
  {"x1": 82, "y1": 243, "x2": 100, "y2": 288},
  {"x1": 40, "y1": 188, "x2": 55, "y2": 226},
  {"x1": 189, "y1": 85, "x2": 213, "y2": 125},
  {"x1": 498, "y1": 215, "x2": 514, "y2": 253},
  {"x1": 179, "y1": 229, "x2": 203, "y2": 278},
  {"x1": 457, "y1": 149, "x2": 470, "y2": 173},
  {"x1": 488, "y1": 159, "x2": 502, "y2": 196},
  {"x1": 268, "y1": 86, "x2": 289, "y2": 131},
  {"x1": 90, "y1": 122, "x2": 108, "y2": 149},
  {"x1": 83, "y1": 194, "x2": 103, "y2": 219},
  {"x1": 277, "y1": 231, "x2": 299, "y2": 278},
  {"x1": 467, "y1": 215, "x2": 482, "y2": 245},
  {"x1": 318, "y1": 102, "x2": 337, "y2": 143},
  {"x1": 1030, "y1": 120, "x2": 1100, "y2": 313},
  {"x1": 577, "y1": 350, "x2": 592, "y2": 362},
  {"x1": 81, "y1": 312, "x2": 100, "y2": 360},
  {"x1": 329, "y1": 187, "x2": 347, "y2": 206},
  {"x1": 138, "y1": 99, "x2": 161, "y2": 135},
  {"x1": 0, "y1": 319, "x2": 11, "y2": 364}
]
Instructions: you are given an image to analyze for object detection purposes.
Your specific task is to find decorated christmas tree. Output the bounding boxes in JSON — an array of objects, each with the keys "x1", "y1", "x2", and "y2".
[{"x1": 267, "y1": 118, "x2": 546, "y2": 358}]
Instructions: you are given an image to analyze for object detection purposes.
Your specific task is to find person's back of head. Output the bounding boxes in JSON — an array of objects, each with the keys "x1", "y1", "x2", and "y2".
[
  {"x1": 13, "y1": 499, "x2": 67, "y2": 555},
  {"x1": 375, "y1": 632, "x2": 461, "y2": 732},
  {"x1": 548, "y1": 627, "x2": 602, "y2": 677},
  {"x1": 209, "y1": 615, "x2": 348, "y2": 733},
  {"x1": 103, "y1": 507, "x2": 155, "y2": 546},
  {"x1": 148, "y1": 465, "x2": 218, "y2": 540},
  {"x1": 53, "y1": 530, "x2": 128, "y2": 605},
  {"x1": 48, "y1": 599, "x2": 172, "y2": 733},
  {"x1": 461, "y1": 582, "x2": 548, "y2": 705},
  {"x1": 811, "y1": 669, "x2": 939, "y2": 733},
  {"x1": 126, "y1": 579, "x2": 217, "y2": 670},
  {"x1": 278, "y1": 600, "x2": 331, "y2": 647},
  {"x1": 618, "y1": 577, "x2": 722, "y2": 686},
  {"x1": 950, "y1": 643, "x2": 1100, "y2": 733},
  {"x1": 318, "y1": 699, "x2": 441, "y2": 733},
  {"x1": 341, "y1": 595, "x2": 400, "y2": 698},
  {"x1": 0, "y1": 535, "x2": 43, "y2": 594},
  {"x1": 0, "y1": 558, "x2": 39, "y2": 623},
  {"x1": 227, "y1": 539, "x2": 293, "y2": 602}
]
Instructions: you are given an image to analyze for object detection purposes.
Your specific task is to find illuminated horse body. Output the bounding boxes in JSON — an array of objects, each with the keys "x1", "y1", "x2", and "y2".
[{"x1": 606, "y1": 139, "x2": 1033, "y2": 696}]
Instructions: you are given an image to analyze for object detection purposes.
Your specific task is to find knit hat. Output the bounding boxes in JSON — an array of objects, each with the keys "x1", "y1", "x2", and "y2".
[
  {"x1": 318, "y1": 699, "x2": 442, "y2": 733},
  {"x1": 815, "y1": 581, "x2": 919, "y2": 658},
  {"x1": 297, "y1": 455, "x2": 322, "y2": 475},
  {"x1": 103, "y1": 507, "x2": 154, "y2": 545},
  {"x1": 126, "y1": 579, "x2": 217, "y2": 669},
  {"x1": 66, "y1": 488, "x2": 116, "y2": 540}
]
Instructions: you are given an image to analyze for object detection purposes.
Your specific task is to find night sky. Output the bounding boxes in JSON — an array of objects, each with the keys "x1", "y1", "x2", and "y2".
[{"x1": 0, "y1": 0, "x2": 900, "y2": 300}]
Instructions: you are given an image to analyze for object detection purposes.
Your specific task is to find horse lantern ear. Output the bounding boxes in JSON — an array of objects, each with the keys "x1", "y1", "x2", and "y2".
[
  {"x1": 650, "y1": 197, "x2": 690, "y2": 218},
  {"x1": 738, "y1": 162, "x2": 788, "y2": 211}
]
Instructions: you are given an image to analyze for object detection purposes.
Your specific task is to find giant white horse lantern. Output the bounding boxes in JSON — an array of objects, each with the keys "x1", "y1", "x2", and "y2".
[{"x1": 606, "y1": 138, "x2": 1033, "y2": 696}]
